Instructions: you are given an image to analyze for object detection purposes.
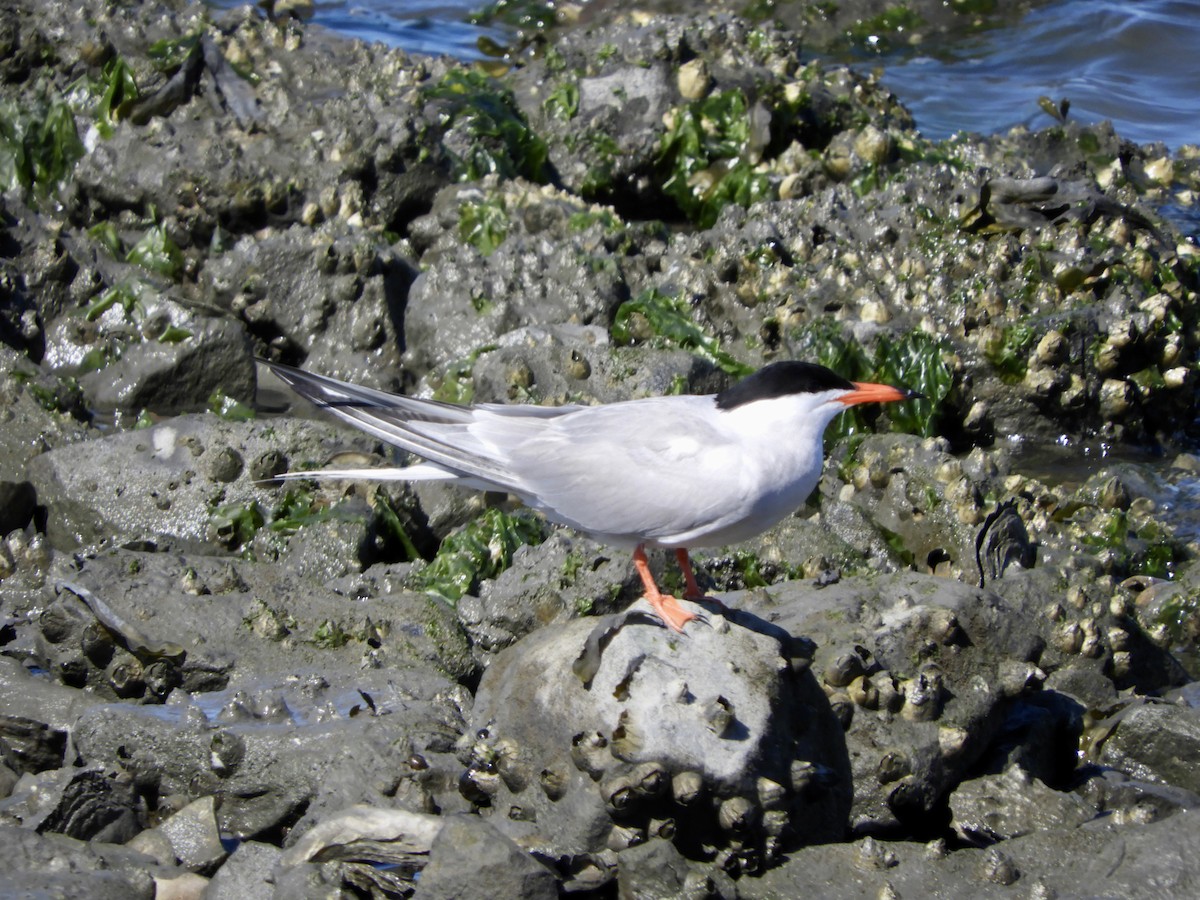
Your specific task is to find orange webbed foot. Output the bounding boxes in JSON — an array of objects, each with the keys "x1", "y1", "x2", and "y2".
[
  {"x1": 633, "y1": 544, "x2": 707, "y2": 632},
  {"x1": 647, "y1": 592, "x2": 700, "y2": 633}
]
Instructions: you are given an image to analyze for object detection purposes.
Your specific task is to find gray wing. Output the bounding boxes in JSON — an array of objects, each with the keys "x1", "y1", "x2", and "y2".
[
  {"x1": 266, "y1": 362, "x2": 752, "y2": 544},
  {"x1": 489, "y1": 398, "x2": 755, "y2": 545},
  {"x1": 263, "y1": 360, "x2": 581, "y2": 491}
]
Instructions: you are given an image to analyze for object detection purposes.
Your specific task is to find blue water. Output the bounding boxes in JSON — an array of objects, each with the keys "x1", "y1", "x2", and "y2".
[
  {"x1": 862, "y1": 0, "x2": 1200, "y2": 150},
  {"x1": 207, "y1": 0, "x2": 1200, "y2": 152},
  {"x1": 316, "y1": 1, "x2": 516, "y2": 59},
  {"x1": 209, "y1": 0, "x2": 510, "y2": 59}
]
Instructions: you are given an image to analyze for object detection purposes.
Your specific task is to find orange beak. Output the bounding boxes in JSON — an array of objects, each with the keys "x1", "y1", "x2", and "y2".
[{"x1": 837, "y1": 381, "x2": 923, "y2": 406}]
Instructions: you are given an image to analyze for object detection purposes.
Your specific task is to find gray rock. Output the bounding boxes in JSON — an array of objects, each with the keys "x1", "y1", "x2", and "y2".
[
  {"x1": 737, "y1": 572, "x2": 1046, "y2": 833},
  {"x1": 0, "y1": 479, "x2": 36, "y2": 534},
  {"x1": 463, "y1": 604, "x2": 848, "y2": 872},
  {"x1": 72, "y1": 313, "x2": 255, "y2": 415},
  {"x1": 198, "y1": 225, "x2": 409, "y2": 385},
  {"x1": 972, "y1": 690, "x2": 1084, "y2": 785},
  {"x1": 0, "y1": 347, "x2": 91, "y2": 472},
  {"x1": 402, "y1": 201, "x2": 624, "y2": 379},
  {"x1": 25, "y1": 413, "x2": 376, "y2": 551},
  {"x1": 157, "y1": 795, "x2": 226, "y2": 874},
  {"x1": 459, "y1": 531, "x2": 631, "y2": 654},
  {"x1": 0, "y1": 824, "x2": 161, "y2": 899},
  {"x1": 1045, "y1": 661, "x2": 1121, "y2": 709},
  {"x1": 0, "y1": 870, "x2": 156, "y2": 900},
  {"x1": 126, "y1": 827, "x2": 177, "y2": 867},
  {"x1": 0, "y1": 656, "x2": 110, "y2": 735},
  {"x1": 741, "y1": 810, "x2": 1200, "y2": 899},
  {"x1": 0, "y1": 762, "x2": 18, "y2": 801},
  {"x1": 948, "y1": 766, "x2": 1098, "y2": 843},
  {"x1": 2, "y1": 0, "x2": 1199, "y2": 895},
  {"x1": 616, "y1": 837, "x2": 699, "y2": 900},
  {"x1": 1077, "y1": 768, "x2": 1200, "y2": 825},
  {"x1": 0, "y1": 766, "x2": 145, "y2": 844},
  {"x1": 413, "y1": 814, "x2": 557, "y2": 900},
  {"x1": 0, "y1": 711, "x2": 68, "y2": 774},
  {"x1": 1096, "y1": 701, "x2": 1200, "y2": 794},
  {"x1": 152, "y1": 871, "x2": 209, "y2": 899},
  {"x1": 204, "y1": 840, "x2": 281, "y2": 900},
  {"x1": 71, "y1": 695, "x2": 452, "y2": 842}
]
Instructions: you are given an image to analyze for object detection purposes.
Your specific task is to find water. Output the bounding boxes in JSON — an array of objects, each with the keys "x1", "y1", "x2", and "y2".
[
  {"x1": 207, "y1": 0, "x2": 1200, "y2": 153},
  {"x1": 208, "y1": 0, "x2": 510, "y2": 59},
  {"x1": 854, "y1": 0, "x2": 1200, "y2": 150},
  {"x1": 307, "y1": 0, "x2": 513, "y2": 59}
]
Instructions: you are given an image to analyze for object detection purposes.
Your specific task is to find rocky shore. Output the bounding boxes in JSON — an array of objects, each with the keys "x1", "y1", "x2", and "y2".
[{"x1": 2, "y1": 0, "x2": 1200, "y2": 896}]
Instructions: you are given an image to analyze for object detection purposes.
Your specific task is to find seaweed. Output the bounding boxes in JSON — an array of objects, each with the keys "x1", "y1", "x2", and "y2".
[
  {"x1": 126, "y1": 224, "x2": 185, "y2": 279},
  {"x1": 612, "y1": 288, "x2": 753, "y2": 377},
  {"x1": 412, "y1": 508, "x2": 548, "y2": 602},
  {"x1": 208, "y1": 391, "x2": 256, "y2": 422},
  {"x1": 423, "y1": 69, "x2": 548, "y2": 183},
  {"x1": 792, "y1": 320, "x2": 951, "y2": 441},
  {"x1": 0, "y1": 96, "x2": 85, "y2": 196},
  {"x1": 459, "y1": 194, "x2": 510, "y2": 256},
  {"x1": 657, "y1": 89, "x2": 772, "y2": 228}
]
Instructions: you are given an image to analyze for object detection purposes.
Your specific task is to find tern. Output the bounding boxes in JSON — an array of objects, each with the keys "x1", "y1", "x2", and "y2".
[{"x1": 264, "y1": 360, "x2": 918, "y2": 631}]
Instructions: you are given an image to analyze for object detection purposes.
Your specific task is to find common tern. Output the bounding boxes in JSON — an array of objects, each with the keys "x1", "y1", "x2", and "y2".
[{"x1": 264, "y1": 360, "x2": 918, "y2": 631}]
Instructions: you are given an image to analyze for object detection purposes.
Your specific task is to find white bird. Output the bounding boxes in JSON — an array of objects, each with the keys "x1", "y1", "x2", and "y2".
[{"x1": 263, "y1": 360, "x2": 918, "y2": 632}]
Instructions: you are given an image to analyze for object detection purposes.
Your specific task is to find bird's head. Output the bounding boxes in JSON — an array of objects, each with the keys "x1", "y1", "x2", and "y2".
[{"x1": 715, "y1": 361, "x2": 921, "y2": 435}]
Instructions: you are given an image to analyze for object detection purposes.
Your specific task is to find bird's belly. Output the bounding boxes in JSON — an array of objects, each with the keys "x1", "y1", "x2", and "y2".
[{"x1": 649, "y1": 469, "x2": 819, "y2": 549}]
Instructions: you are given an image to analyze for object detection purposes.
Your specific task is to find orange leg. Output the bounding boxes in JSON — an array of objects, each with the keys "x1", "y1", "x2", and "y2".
[
  {"x1": 633, "y1": 544, "x2": 697, "y2": 632},
  {"x1": 674, "y1": 548, "x2": 728, "y2": 611},
  {"x1": 674, "y1": 548, "x2": 706, "y2": 600}
]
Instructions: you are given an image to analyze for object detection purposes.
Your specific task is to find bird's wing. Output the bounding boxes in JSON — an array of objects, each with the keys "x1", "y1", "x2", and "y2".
[
  {"x1": 488, "y1": 398, "x2": 757, "y2": 544},
  {"x1": 263, "y1": 361, "x2": 580, "y2": 491},
  {"x1": 266, "y1": 363, "x2": 760, "y2": 545}
]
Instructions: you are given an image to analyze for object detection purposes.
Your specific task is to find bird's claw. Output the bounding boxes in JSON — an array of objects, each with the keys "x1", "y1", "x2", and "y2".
[
  {"x1": 684, "y1": 592, "x2": 728, "y2": 612},
  {"x1": 646, "y1": 594, "x2": 714, "y2": 633}
]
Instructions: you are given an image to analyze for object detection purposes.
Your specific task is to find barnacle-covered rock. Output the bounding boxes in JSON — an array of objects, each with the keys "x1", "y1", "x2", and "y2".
[
  {"x1": 463, "y1": 602, "x2": 850, "y2": 880},
  {"x1": 737, "y1": 572, "x2": 1055, "y2": 833}
]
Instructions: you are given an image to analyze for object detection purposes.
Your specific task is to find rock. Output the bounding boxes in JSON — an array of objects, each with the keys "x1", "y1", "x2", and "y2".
[
  {"x1": 0, "y1": 479, "x2": 36, "y2": 534},
  {"x1": 157, "y1": 795, "x2": 226, "y2": 873},
  {"x1": 0, "y1": 713, "x2": 68, "y2": 774},
  {"x1": 25, "y1": 414, "x2": 376, "y2": 551},
  {"x1": 740, "y1": 810, "x2": 1200, "y2": 898},
  {"x1": 617, "y1": 837, "x2": 698, "y2": 900},
  {"x1": 972, "y1": 691, "x2": 1084, "y2": 784},
  {"x1": 948, "y1": 766, "x2": 1098, "y2": 843},
  {"x1": 738, "y1": 572, "x2": 1047, "y2": 833},
  {"x1": 1095, "y1": 701, "x2": 1200, "y2": 794},
  {"x1": 1077, "y1": 768, "x2": 1200, "y2": 825},
  {"x1": 463, "y1": 603, "x2": 848, "y2": 873},
  {"x1": 458, "y1": 531, "x2": 630, "y2": 654},
  {"x1": 127, "y1": 827, "x2": 176, "y2": 867},
  {"x1": 3, "y1": 767, "x2": 145, "y2": 844},
  {"x1": 2, "y1": 0, "x2": 1199, "y2": 894},
  {"x1": 402, "y1": 185, "x2": 625, "y2": 380},
  {"x1": 204, "y1": 840, "x2": 281, "y2": 900},
  {"x1": 0, "y1": 656, "x2": 110, "y2": 737},
  {"x1": 0, "y1": 824, "x2": 160, "y2": 899},
  {"x1": 198, "y1": 225, "x2": 410, "y2": 383},
  {"x1": 74, "y1": 314, "x2": 255, "y2": 415},
  {"x1": 413, "y1": 814, "x2": 557, "y2": 900},
  {"x1": 0, "y1": 762, "x2": 18, "y2": 800},
  {"x1": 152, "y1": 872, "x2": 209, "y2": 900},
  {"x1": 280, "y1": 804, "x2": 441, "y2": 868}
]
